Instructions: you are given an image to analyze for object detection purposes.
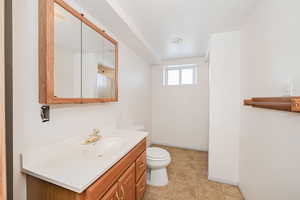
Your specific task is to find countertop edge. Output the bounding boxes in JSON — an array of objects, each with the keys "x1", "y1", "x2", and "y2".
[{"x1": 22, "y1": 168, "x2": 83, "y2": 193}]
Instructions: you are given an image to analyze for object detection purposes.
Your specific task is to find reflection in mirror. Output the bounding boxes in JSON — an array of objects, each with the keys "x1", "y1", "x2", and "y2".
[
  {"x1": 54, "y1": 3, "x2": 82, "y2": 98},
  {"x1": 82, "y1": 23, "x2": 116, "y2": 99},
  {"x1": 103, "y1": 39, "x2": 116, "y2": 69}
]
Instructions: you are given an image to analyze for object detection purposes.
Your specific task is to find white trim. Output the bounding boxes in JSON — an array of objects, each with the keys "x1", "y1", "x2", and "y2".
[
  {"x1": 208, "y1": 176, "x2": 239, "y2": 186},
  {"x1": 179, "y1": 67, "x2": 182, "y2": 84}
]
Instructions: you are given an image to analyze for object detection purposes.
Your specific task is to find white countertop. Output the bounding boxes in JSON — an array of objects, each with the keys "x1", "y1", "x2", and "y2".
[{"x1": 21, "y1": 130, "x2": 148, "y2": 193}]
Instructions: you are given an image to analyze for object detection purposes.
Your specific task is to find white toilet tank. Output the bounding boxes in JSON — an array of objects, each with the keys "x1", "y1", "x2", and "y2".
[{"x1": 130, "y1": 124, "x2": 151, "y2": 147}]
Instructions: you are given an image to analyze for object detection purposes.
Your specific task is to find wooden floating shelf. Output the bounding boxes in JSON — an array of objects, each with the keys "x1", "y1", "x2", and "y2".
[{"x1": 244, "y1": 97, "x2": 300, "y2": 112}]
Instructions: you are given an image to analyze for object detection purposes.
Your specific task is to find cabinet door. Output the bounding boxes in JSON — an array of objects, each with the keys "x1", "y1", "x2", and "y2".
[
  {"x1": 136, "y1": 172, "x2": 147, "y2": 200},
  {"x1": 118, "y1": 163, "x2": 136, "y2": 200},
  {"x1": 100, "y1": 182, "x2": 119, "y2": 200},
  {"x1": 135, "y1": 151, "x2": 146, "y2": 182}
]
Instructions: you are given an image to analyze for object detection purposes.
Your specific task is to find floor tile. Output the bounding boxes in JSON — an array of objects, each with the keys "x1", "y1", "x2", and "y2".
[
  {"x1": 143, "y1": 145, "x2": 244, "y2": 200},
  {"x1": 224, "y1": 195, "x2": 244, "y2": 200},
  {"x1": 221, "y1": 184, "x2": 243, "y2": 198}
]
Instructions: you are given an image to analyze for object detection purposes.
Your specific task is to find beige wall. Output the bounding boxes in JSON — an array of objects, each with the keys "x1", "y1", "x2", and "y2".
[
  {"x1": 240, "y1": 0, "x2": 300, "y2": 199},
  {"x1": 151, "y1": 57, "x2": 209, "y2": 151}
]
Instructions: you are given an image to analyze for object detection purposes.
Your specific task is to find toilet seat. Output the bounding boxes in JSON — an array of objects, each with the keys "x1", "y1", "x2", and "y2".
[{"x1": 147, "y1": 147, "x2": 170, "y2": 161}]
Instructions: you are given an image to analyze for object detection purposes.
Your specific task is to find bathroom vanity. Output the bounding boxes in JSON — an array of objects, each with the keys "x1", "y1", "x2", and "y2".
[{"x1": 22, "y1": 131, "x2": 148, "y2": 200}]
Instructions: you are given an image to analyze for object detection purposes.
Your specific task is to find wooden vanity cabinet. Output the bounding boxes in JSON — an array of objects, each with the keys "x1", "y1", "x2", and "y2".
[
  {"x1": 26, "y1": 139, "x2": 147, "y2": 200},
  {"x1": 116, "y1": 164, "x2": 136, "y2": 200},
  {"x1": 136, "y1": 172, "x2": 147, "y2": 200},
  {"x1": 135, "y1": 151, "x2": 146, "y2": 182},
  {"x1": 100, "y1": 163, "x2": 137, "y2": 200},
  {"x1": 100, "y1": 183, "x2": 119, "y2": 200}
]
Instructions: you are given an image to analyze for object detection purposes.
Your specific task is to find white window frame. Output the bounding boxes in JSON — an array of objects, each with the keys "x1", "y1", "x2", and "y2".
[{"x1": 164, "y1": 64, "x2": 198, "y2": 86}]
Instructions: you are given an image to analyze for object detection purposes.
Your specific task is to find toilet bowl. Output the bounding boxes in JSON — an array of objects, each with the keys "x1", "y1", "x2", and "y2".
[{"x1": 146, "y1": 147, "x2": 171, "y2": 186}]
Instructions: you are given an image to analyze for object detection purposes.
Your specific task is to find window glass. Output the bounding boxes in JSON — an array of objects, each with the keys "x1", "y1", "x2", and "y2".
[
  {"x1": 181, "y1": 68, "x2": 194, "y2": 84},
  {"x1": 167, "y1": 69, "x2": 180, "y2": 85}
]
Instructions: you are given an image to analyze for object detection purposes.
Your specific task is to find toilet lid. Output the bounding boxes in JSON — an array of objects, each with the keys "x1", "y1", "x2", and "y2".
[{"x1": 147, "y1": 147, "x2": 170, "y2": 160}]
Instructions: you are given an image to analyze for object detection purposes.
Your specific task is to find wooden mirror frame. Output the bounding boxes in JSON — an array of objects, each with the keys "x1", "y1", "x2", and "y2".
[{"x1": 39, "y1": 0, "x2": 119, "y2": 104}]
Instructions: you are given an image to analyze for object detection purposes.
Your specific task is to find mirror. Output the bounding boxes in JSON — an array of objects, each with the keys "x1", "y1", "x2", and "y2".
[
  {"x1": 39, "y1": 0, "x2": 118, "y2": 104},
  {"x1": 54, "y1": 3, "x2": 81, "y2": 98},
  {"x1": 82, "y1": 23, "x2": 116, "y2": 99}
]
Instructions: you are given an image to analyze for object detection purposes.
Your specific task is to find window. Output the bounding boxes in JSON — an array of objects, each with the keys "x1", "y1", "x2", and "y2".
[
  {"x1": 167, "y1": 69, "x2": 180, "y2": 85},
  {"x1": 164, "y1": 64, "x2": 197, "y2": 86}
]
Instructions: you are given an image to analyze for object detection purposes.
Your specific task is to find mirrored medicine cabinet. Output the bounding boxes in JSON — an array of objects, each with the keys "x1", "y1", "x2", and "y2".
[{"x1": 39, "y1": 0, "x2": 118, "y2": 104}]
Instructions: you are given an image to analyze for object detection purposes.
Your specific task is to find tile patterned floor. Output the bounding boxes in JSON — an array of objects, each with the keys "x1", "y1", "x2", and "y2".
[{"x1": 143, "y1": 145, "x2": 244, "y2": 200}]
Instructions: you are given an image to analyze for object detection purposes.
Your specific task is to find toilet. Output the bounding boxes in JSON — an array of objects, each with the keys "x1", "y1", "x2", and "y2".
[{"x1": 146, "y1": 147, "x2": 171, "y2": 186}]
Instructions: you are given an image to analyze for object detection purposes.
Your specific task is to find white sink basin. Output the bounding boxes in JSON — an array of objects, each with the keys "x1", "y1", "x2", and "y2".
[
  {"x1": 83, "y1": 137, "x2": 123, "y2": 158},
  {"x1": 95, "y1": 137, "x2": 123, "y2": 156}
]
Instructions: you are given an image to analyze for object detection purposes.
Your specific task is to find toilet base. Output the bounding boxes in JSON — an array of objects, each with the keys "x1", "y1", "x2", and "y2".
[{"x1": 147, "y1": 167, "x2": 168, "y2": 187}]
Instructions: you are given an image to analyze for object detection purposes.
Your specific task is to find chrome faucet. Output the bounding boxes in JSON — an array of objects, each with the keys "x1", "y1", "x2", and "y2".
[{"x1": 83, "y1": 128, "x2": 102, "y2": 144}]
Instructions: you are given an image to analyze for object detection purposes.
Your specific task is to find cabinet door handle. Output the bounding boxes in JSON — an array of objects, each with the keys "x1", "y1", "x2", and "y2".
[
  {"x1": 115, "y1": 191, "x2": 120, "y2": 200},
  {"x1": 120, "y1": 185, "x2": 125, "y2": 200}
]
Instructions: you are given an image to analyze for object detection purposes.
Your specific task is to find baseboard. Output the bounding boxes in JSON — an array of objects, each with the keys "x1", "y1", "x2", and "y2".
[
  {"x1": 151, "y1": 142, "x2": 208, "y2": 152},
  {"x1": 208, "y1": 176, "x2": 238, "y2": 186}
]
